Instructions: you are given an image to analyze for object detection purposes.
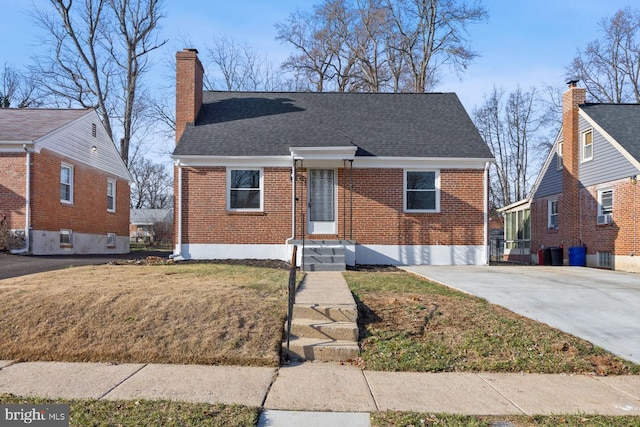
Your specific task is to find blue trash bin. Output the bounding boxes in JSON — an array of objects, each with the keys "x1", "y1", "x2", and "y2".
[{"x1": 569, "y1": 246, "x2": 587, "y2": 267}]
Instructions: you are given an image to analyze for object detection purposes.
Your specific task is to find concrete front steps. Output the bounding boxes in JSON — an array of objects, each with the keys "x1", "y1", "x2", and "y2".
[
  {"x1": 291, "y1": 240, "x2": 353, "y2": 271},
  {"x1": 283, "y1": 272, "x2": 360, "y2": 362}
]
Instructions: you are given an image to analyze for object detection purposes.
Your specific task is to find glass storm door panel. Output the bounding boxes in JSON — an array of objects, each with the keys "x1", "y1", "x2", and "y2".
[{"x1": 308, "y1": 169, "x2": 337, "y2": 234}]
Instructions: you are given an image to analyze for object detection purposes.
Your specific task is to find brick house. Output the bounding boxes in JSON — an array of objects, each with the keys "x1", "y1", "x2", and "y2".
[
  {"x1": 0, "y1": 108, "x2": 131, "y2": 255},
  {"x1": 172, "y1": 49, "x2": 494, "y2": 268},
  {"x1": 501, "y1": 81, "x2": 640, "y2": 273}
]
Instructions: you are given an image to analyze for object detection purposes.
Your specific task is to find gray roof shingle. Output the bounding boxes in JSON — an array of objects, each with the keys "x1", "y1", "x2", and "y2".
[
  {"x1": 581, "y1": 103, "x2": 640, "y2": 162},
  {"x1": 173, "y1": 91, "x2": 493, "y2": 159},
  {"x1": 0, "y1": 109, "x2": 90, "y2": 141}
]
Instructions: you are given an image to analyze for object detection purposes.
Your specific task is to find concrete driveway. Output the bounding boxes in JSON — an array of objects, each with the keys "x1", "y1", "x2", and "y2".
[{"x1": 401, "y1": 265, "x2": 640, "y2": 365}]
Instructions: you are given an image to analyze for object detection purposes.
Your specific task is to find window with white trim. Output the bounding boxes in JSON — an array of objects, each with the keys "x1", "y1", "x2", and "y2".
[
  {"x1": 60, "y1": 229, "x2": 72, "y2": 247},
  {"x1": 404, "y1": 170, "x2": 440, "y2": 212},
  {"x1": 107, "y1": 179, "x2": 116, "y2": 212},
  {"x1": 107, "y1": 233, "x2": 116, "y2": 248},
  {"x1": 557, "y1": 140, "x2": 563, "y2": 170},
  {"x1": 227, "y1": 168, "x2": 263, "y2": 211},
  {"x1": 582, "y1": 129, "x2": 593, "y2": 162},
  {"x1": 60, "y1": 164, "x2": 73, "y2": 204},
  {"x1": 548, "y1": 199, "x2": 558, "y2": 230},
  {"x1": 597, "y1": 189, "x2": 613, "y2": 225}
]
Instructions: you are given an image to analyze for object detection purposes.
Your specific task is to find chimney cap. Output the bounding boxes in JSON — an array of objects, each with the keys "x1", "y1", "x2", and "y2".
[
  {"x1": 184, "y1": 48, "x2": 199, "y2": 54},
  {"x1": 566, "y1": 79, "x2": 579, "y2": 87}
]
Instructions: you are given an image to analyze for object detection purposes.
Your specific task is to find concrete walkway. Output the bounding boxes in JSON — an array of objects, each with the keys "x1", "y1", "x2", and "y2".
[
  {"x1": 2, "y1": 271, "x2": 640, "y2": 425},
  {"x1": 1, "y1": 360, "x2": 640, "y2": 418}
]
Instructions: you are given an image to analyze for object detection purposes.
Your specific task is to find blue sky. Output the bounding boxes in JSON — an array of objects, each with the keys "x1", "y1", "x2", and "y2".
[{"x1": 0, "y1": 1, "x2": 634, "y2": 113}]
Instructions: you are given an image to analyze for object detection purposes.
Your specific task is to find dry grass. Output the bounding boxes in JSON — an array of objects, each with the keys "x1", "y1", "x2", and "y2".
[
  {"x1": 346, "y1": 270, "x2": 640, "y2": 375},
  {"x1": 0, "y1": 263, "x2": 291, "y2": 366}
]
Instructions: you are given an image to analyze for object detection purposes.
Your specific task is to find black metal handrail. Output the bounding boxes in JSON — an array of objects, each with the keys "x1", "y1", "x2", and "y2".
[{"x1": 286, "y1": 245, "x2": 298, "y2": 351}]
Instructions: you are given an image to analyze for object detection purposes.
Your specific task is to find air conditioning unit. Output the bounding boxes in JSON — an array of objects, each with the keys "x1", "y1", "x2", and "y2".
[{"x1": 597, "y1": 213, "x2": 613, "y2": 225}]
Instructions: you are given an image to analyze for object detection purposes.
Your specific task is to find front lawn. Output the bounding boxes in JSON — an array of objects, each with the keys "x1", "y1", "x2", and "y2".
[{"x1": 0, "y1": 262, "x2": 291, "y2": 366}]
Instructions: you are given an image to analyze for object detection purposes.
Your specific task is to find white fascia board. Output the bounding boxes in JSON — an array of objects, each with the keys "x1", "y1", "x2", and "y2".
[
  {"x1": 289, "y1": 146, "x2": 357, "y2": 160},
  {"x1": 0, "y1": 140, "x2": 34, "y2": 152},
  {"x1": 173, "y1": 154, "x2": 494, "y2": 169},
  {"x1": 580, "y1": 109, "x2": 640, "y2": 170},
  {"x1": 173, "y1": 155, "x2": 292, "y2": 168},
  {"x1": 498, "y1": 198, "x2": 531, "y2": 213},
  {"x1": 353, "y1": 157, "x2": 494, "y2": 169}
]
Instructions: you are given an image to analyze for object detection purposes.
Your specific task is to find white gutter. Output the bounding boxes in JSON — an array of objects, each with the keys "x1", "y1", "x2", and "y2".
[
  {"x1": 285, "y1": 151, "x2": 296, "y2": 244},
  {"x1": 169, "y1": 161, "x2": 184, "y2": 261},
  {"x1": 483, "y1": 161, "x2": 490, "y2": 265},
  {"x1": 11, "y1": 145, "x2": 31, "y2": 254}
]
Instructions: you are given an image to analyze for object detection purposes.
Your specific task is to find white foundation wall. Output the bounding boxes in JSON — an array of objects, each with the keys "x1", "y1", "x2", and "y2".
[
  {"x1": 177, "y1": 243, "x2": 486, "y2": 266},
  {"x1": 31, "y1": 230, "x2": 129, "y2": 255},
  {"x1": 356, "y1": 244, "x2": 487, "y2": 266}
]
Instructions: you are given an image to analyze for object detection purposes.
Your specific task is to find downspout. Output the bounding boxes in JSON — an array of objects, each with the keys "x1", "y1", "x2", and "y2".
[
  {"x1": 11, "y1": 145, "x2": 31, "y2": 254},
  {"x1": 169, "y1": 160, "x2": 184, "y2": 261},
  {"x1": 483, "y1": 161, "x2": 490, "y2": 265},
  {"x1": 285, "y1": 152, "x2": 297, "y2": 262}
]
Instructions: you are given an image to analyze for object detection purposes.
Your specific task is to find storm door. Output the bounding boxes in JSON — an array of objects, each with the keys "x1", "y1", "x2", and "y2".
[{"x1": 307, "y1": 169, "x2": 337, "y2": 234}]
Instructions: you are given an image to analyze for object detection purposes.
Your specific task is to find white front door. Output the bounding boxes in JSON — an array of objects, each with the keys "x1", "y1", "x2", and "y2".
[{"x1": 308, "y1": 169, "x2": 337, "y2": 234}]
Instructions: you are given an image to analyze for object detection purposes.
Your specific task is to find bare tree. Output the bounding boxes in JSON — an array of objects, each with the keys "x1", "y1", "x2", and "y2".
[
  {"x1": 567, "y1": 7, "x2": 640, "y2": 103},
  {"x1": 276, "y1": 0, "x2": 486, "y2": 93},
  {"x1": 474, "y1": 86, "x2": 553, "y2": 208},
  {"x1": 129, "y1": 156, "x2": 172, "y2": 209},
  {"x1": 1, "y1": 64, "x2": 43, "y2": 108},
  {"x1": 276, "y1": 8, "x2": 339, "y2": 91},
  {"x1": 30, "y1": 0, "x2": 166, "y2": 165},
  {"x1": 204, "y1": 35, "x2": 284, "y2": 91}
]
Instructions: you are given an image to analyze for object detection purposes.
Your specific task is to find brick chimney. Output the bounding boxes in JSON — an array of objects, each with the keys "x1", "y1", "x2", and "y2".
[
  {"x1": 560, "y1": 80, "x2": 586, "y2": 248},
  {"x1": 175, "y1": 48, "x2": 204, "y2": 143}
]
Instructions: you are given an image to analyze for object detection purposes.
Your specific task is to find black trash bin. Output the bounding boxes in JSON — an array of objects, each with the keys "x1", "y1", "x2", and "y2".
[
  {"x1": 550, "y1": 247, "x2": 563, "y2": 266},
  {"x1": 543, "y1": 247, "x2": 552, "y2": 265}
]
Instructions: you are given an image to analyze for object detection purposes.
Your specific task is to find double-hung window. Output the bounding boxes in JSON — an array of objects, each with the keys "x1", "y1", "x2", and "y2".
[
  {"x1": 227, "y1": 168, "x2": 263, "y2": 211},
  {"x1": 107, "y1": 179, "x2": 116, "y2": 212},
  {"x1": 60, "y1": 164, "x2": 73, "y2": 204},
  {"x1": 597, "y1": 189, "x2": 613, "y2": 225},
  {"x1": 404, "y1": 170, "x2": 440, "y2": 212},
  {"x1": 582, "y1": 129, "x2": 593, "y2": 162},
  {"x1": 548, "y1": 199, "x2": 558, "y2": 230}
]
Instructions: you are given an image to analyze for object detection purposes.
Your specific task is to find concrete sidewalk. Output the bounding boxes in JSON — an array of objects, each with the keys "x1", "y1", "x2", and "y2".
[{"x1": 1, "y1": 360, "x2": 639, "y2": 418}]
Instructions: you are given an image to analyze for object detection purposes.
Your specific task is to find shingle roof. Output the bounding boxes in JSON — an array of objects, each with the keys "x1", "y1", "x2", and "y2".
[
  {"x1": 130, "y1": 209, "x2": 173, "y2": 225},
  {"x1": 173, "y1": 91, "x2": 493, "y2": 159},
  {"x1": 581, "y1": 103, "x2": 640, "y2": 162},
  {"x1": 0, "y1": 109, "x2": 90, "y2": 141}
]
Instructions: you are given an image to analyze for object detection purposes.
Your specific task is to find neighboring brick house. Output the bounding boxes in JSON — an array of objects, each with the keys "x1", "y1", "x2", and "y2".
[
  {"x1": 172, "y1": 49, "x2": 494, "y2": 268},
  {"x1": 501, "y1": 81, "x2": 640, "y2": 273},
  {"x1": 0, "y1": 108, "x2": 131, "y2": 255}
]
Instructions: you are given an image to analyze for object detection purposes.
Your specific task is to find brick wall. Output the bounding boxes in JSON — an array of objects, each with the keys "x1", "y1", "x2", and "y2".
[
  {"x1": 179, "y1": 166, "x2": 486, "y2": 246},
  {"x1": 0, "y1": 153, "x2": 27, "y2": 229},
  {"x1": 579, "y1": 179, "x2": 639, "y2": 256},
  {"x1": 30, "y1": 149, "x2": 129, "y2": 236}
]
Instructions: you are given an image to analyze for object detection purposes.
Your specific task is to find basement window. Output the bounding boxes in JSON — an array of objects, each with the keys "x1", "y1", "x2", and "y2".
[
  {"x1": 60, "y1": 229, "x2": 73, "y2": 248},
  {"x1": 107, "y1": 233, "x2": 116, "y2": 248}
]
